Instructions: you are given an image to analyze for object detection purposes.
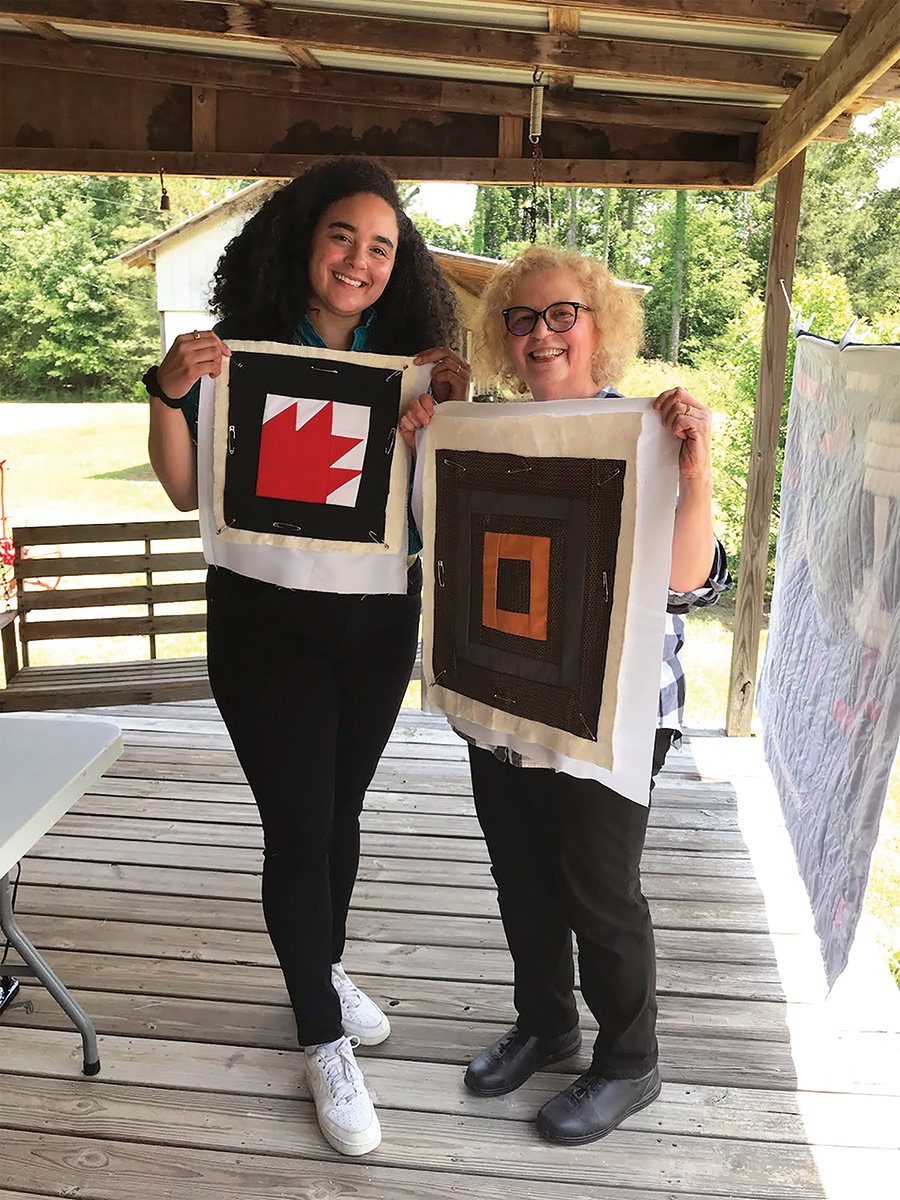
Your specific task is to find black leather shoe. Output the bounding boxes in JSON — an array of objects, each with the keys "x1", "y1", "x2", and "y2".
[
  {"x1": 536, "y1": 1066, "x2": 661, "y2": 1144},
  {"x1": 464, "y1": 1025, "x2": 582, "y2": 1097}
]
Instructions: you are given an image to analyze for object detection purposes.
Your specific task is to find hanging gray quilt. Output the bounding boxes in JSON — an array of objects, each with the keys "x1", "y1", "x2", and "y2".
[{"x1": 757, "y1": 333, "x2": 900, "y2": 985}]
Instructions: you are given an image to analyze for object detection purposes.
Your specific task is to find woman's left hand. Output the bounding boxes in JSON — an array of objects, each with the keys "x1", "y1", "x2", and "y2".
[
  {"x1": 653, "y1": 387, "x2": 712, "y2": 484},
  {"x1": 413, "y1": 346, "x2": 471, "y2": 403}
]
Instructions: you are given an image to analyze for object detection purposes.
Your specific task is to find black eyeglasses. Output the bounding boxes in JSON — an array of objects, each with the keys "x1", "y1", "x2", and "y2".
[{"x1": 501, "y1": 302, "x2": 593, "y2": 337}]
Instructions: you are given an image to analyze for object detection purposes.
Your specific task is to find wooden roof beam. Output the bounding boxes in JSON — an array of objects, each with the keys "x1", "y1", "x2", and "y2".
[
  {"x1": 0, "y1": 34, "x2": 852, "y2": 141},
  {"x1": 0, "y1": 147, "x2": 755, "y2": 189},
  {"x1": 548, "y1": 7, "x2": 579, "y2": 92},
  {"x1": 0, "y1": 34, "x2": 851, "y2": 140},
  {"x1": 2, "y1": 1, "x2": 895, "y2": 102},
  {"x1": 507, "y1": 1, "x2": 864, "y2": 36},
  {"x1": 755, "y1": 0, "x2": 900, "y2": 183},
  {"x1": 13, "y1": 15, "x2": 68, "y2": 39},
  {"x1": 234, "y1": 0, "x2": 321, "y2": 68}
]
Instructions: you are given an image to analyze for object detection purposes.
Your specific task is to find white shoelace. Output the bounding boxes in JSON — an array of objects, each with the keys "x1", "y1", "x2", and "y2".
[
  {"x1": 317, "y1": 1037, "x2": 364, "y2": 1108},
  {"x1": 332, "y1": 965, "x2": 363, "y2": 1011}
]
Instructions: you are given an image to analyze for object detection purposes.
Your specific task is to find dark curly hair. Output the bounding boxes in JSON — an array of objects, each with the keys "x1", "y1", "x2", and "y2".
[{"x1": 210, "y1": 157, "x2": 459, "y2": 353}]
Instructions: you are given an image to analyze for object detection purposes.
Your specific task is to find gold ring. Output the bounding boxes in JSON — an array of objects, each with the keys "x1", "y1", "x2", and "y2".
[
  {"x1": 455, "y1": 364, "x2": 461, "y2": 374},
  {"x1": 192, "y1": 329, "x2": 201, "y2": 340}
]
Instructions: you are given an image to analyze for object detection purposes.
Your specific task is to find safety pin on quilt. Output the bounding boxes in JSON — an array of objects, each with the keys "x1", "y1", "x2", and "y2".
[
  {"x1": 273, "y1": 521, "x2": 304, "y2": 534},
  {"x1": 385, "y1": 368, "x2": 404, "y2": 381},
  {"x1": 506, "y1": 466, "x2": 532, "y2": 476},
  {"x1": 602, "y1": 571, "x2": 609, "y2": 603},
  {"x1": 368, "y1": 531, "x2": 385, "y2": 544},
  {"x1": 437, "y1": 560, "x2": 445, "y2": 587},
  {"x1": 578, "y1": 712, "x2": 598, "y2": 742},
  {"x1": 310, "y1": 365, "x2": 339, "y2": 375},
  {"x1": 442, "y1": 457, "x2": 467, "y2": 471},
  {"x1": 385, "y1": 427, "x2": 396, "y2": 454},
  {"x1": 493, "y1": 693, "x2": 517, "y2": 706},
  {"x1": 430, "y1": 669, "x2": 448, "y2": 686},
  {"x1": 227, "y1": 425, "x2": 236, "y2": 455}
]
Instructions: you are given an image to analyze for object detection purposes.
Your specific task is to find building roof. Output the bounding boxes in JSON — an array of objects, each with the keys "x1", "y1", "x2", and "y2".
[{"x1": 115, "y1": 183, "x2": 651, "y2": 296}]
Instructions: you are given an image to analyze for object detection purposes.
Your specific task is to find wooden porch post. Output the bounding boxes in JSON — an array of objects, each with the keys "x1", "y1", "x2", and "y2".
[{"x1": 725, "y1": 148, "x2": 806, "y2": 737}]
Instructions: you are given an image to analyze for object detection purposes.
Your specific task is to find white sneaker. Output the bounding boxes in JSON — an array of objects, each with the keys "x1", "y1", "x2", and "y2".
[
  {"x1": 332, "y1": 961, "x2": 391, "y2": 1045},
  {"x1": 305, "y1": 1035, "x2": 382, "y2": 1156}
]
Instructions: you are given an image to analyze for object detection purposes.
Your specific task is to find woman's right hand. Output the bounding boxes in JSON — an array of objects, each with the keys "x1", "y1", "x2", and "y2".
[{"x1": 157, "y1": 330, "x2": 231, "y2": 400}]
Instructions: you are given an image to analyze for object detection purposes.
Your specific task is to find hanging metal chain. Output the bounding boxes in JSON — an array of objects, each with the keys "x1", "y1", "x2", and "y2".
[{"x1": 528, "y1": 68, "x2": 545, "y2": 244}]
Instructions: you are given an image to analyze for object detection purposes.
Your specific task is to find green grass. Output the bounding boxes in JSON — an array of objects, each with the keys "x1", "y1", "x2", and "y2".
[{"x1": 2, "y1": 400, "x2": 897, "y2": 983}]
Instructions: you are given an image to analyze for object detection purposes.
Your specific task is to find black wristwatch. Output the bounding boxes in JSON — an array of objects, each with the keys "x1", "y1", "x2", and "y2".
[{"x1": 143, "y1": 365, "x2": 184, "y2": 409}]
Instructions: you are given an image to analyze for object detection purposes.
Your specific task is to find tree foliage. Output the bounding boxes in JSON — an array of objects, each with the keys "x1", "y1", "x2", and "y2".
[{"x1": 0, "y1": 174, "x2": 255, "y2": 398}]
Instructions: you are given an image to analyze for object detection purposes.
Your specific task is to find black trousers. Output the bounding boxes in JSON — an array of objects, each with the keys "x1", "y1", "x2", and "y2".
[
  {"x1": 468, "y1": 729, "x2": 673, "y2": 1079},
  {"x1": 206, "y1": 563, "x2": 421, "y2": 1047}
]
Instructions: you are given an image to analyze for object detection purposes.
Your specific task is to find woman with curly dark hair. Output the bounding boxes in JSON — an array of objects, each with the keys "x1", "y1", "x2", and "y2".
[{"x1": 145, "y1": 157, "x2": 468, "y2": 1157}]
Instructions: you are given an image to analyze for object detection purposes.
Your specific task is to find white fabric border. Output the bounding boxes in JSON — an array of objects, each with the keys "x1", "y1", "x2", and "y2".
[
  {"x1": 415, "y1": 398, "x2": 679, "y2": 805},
  {"x1": 198, "y1": 342, "x2": 432, "y2": 594},
  {"x1": 213, "y1": 340, "x2": 420, "y2": 554}
]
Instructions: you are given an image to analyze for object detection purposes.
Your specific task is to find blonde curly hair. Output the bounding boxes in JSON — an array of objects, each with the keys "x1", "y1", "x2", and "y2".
[{"x1": 475, "y1": 246, "x2": 644, "y2": 395}]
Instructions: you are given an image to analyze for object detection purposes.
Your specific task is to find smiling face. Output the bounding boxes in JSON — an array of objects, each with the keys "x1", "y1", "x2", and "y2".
[
  {"x1": 307, "y1": 192, "x2": 399, "y2": 320},
  {"x1": 505, "y1": 267, "x2": 601, "y2": 402}
]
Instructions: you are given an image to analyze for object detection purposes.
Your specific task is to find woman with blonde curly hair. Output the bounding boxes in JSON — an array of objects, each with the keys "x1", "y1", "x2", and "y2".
[{"x1": 404, "y1": 244, "x2": 731, "y2": 1145}]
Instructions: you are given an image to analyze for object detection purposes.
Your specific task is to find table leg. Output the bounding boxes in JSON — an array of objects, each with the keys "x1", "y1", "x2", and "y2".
[{"x1": 0, "y1": 871, "x2": 100, "y2": 1075}]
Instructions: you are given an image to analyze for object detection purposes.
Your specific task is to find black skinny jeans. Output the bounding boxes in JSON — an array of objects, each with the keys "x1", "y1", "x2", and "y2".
[
  {"x1": 206, "y1": 562, "x2": 421, "y2": 1046},
  {"x1": 468, "y1": 728, "x2": 673, "y2": 1079}
]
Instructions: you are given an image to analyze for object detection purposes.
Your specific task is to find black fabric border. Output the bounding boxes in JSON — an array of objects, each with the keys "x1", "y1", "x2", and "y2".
[
  {"x1": 223, "y1": 350, "x2": 401, "y2": 544},
  {"x1": 433, "y1": 448, "x2": 625, "y2": 740}
]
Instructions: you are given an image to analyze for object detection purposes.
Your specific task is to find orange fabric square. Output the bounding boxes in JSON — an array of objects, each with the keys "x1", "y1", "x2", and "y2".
[{"x1": 482, "y1": 531, "x2": 551, "y2": 641}]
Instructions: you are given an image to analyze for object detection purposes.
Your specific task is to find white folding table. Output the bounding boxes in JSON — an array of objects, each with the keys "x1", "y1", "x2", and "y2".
[{"x1": 0, "y1": 712, "x2": 123, "y2": 1074}]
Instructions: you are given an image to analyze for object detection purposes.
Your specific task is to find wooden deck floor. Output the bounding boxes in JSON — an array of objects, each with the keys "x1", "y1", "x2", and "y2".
[{"x1": 1, "y1": 700, "x2": 898, "y2": 1199}]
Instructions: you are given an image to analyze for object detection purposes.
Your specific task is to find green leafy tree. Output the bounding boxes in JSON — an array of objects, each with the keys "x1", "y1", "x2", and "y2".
[
  {"x1": 0, "y1": 174, "x2": 258, "y2": 398},
  {"x1": 0, "y1": 176, "x2": 163, "y2": 397},
  {"x1": 797, "y1": 102, "x2": 900, "y2": 319},
  {"x1": 409, "y1": 212, "x2": 472, "y2": 253}
]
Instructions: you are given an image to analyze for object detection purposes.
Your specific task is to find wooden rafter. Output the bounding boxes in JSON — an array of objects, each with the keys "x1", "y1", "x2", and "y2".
[
  {"x1": 0, "y1": 147, "x2": 755, "y2": 189},
  {"x1": 281, "y1": 43, "x2": 321, "y2": 70},
  {"x1": 501, "y1": 1, "x2": 864, "y2": 35},
  {"x1": 13, "y1": 15, "x2": 68, "y2": 39},
  {"x1": 191, "y1": 85, "x2": 216, "y2": 155},
  {"x1": 0, "y1": 34, "x2": 852, "y2": 142},
  {"x1": 234, "y1": 0, "x2": 321, "y2": 69},
  {"x1": 1, "y1": 1, "x2": 895, "y2": 102},
  {"x1": 548, "y1": 7, "x2": 579, "y2": 92},
  {"x1": 755, "y1": 0, "x2": 900, "y2": 183}
]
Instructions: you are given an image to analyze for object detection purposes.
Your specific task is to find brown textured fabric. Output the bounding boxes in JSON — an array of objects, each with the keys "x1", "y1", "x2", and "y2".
[{"x1": 432, "y1": 449, "x2": 625, "y2": 740}]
